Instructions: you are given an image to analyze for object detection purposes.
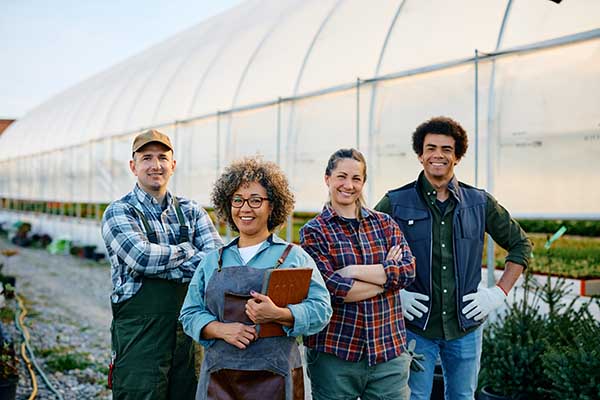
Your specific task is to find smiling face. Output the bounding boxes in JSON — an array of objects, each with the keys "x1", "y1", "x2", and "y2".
[
  {"x1": 418, "y1": 133, "x2": 460, "y2": 184},
  {"x1": 325, "y1": 158, "x2": 365, "y2": 217},
  {"x1": 129, "y1": 143, "x2": 176, "y2": 198},
  {"x1": 232, "y1": 181, "x2": 272, "y2": 246}
]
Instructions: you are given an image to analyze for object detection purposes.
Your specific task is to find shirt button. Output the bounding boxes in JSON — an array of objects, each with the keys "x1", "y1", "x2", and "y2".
[
  {"x1": 442, "y1": 266, "x2": 447, "y2": 270},
  {"x1": 441, "y1": 243, "x2": 445, "y2": 248},
  {"x1": 442, "y1": 311, "x2": 447, "y2": 315},
  {"x1": 433, "y1": 190, "x2": 436, "y2": 194},
  {"x1": 443, "y1": 289, "x2": 447, "y2": 293},
  {"x1": 441, "y1": 221, "x2": 445, "y2": 225}
]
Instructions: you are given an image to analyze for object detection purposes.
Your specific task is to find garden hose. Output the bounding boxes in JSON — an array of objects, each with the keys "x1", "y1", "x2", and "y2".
[
  {"x1": 15, "y1": 293, "x2": 65, "y2": 400},
  {"x1": 15, "y1": 294, "x2": 39, "y2": 399},
  {"x1": 20, "y1": 341, "x2": 38, "y2": 399}
]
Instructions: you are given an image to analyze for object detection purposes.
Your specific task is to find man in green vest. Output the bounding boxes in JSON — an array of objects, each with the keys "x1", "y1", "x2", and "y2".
[{"x1": 102, "y1": 129, "x2": 223, "y2": 399}]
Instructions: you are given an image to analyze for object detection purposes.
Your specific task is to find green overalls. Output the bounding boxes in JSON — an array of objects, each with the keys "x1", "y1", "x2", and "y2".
[{"x1": 111, "y1": 199, "x2": 196, "y2": 399}]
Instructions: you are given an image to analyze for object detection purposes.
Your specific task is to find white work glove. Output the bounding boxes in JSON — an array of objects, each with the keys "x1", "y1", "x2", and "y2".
[
  {"x1": 462, "y1": 286, "x2": 506, "y2": 321},
  {"x1": 400, "y1": 289, "x2": 429, "y2": 321}
]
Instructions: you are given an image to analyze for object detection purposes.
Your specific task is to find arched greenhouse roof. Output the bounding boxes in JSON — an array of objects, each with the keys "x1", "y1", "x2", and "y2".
[
  {"x1": 2, "y1": 0, "x2": 597, "y2": 158},
  {"x1": 1, "y1": 0, "x2": 599, "y2": 218}
]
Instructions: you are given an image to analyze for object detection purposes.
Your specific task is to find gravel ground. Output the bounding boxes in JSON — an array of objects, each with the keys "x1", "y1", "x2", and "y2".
[{"x1": 1, "y1": 238, "x2": 112, "y2": 400}]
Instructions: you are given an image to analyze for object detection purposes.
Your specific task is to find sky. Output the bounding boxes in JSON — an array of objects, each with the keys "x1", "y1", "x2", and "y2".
[{"x1": 0, "y1": 0, "x2": 242, "y2": 119}]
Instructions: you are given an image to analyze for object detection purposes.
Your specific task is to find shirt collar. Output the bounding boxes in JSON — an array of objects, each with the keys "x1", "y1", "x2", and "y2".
[
  {"x1": 321, "y1": 203, "x2": 372, "y2": 222},
  {"x1": 133, "y1": 184, "x2": 173, "y2": 208},
  {"x1": 418, "y1": 171, "x2": 462, "y2": 204},
  {"x1": 223, "y1": 233, "x2": 285, "y2": 250}
]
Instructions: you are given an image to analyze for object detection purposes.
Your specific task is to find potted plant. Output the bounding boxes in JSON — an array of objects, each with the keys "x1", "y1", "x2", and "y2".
[
  {"x1": 0, "y1": 337, "x2": 19, "y2": 400},
  {"x1": 478, "y1": 258, "x2": 600, "y2": 399},
  {"x1": 82, "y1": 244, "x2": 97, "y2": 259},
  {"x1": 0, "y1": 259, "x2": 17, "y2": 300}
]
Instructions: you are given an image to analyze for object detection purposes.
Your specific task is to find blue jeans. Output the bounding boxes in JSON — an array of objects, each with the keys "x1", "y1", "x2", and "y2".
[
  {"x1": 407, "y1": 327, "x2": 482, "y2": 400},
  {"x1": 306, "y1": 348, "x2": 411, "y2": 400}
]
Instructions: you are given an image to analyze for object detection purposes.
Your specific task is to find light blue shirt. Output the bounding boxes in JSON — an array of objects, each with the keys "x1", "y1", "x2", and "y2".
[{"x1": 180, "y1": 234, "x2": 332, "y2": 347}]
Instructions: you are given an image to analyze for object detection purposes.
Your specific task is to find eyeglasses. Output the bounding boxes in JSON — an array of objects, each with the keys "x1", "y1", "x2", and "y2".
[{"x1": 231, "y1": 196, "x2": 270, "y2": 209}]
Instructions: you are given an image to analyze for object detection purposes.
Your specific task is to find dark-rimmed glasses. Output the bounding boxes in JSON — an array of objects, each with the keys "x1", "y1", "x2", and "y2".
[{"x1": 231, "y1": 196, "x2": 270, "y2": 209}]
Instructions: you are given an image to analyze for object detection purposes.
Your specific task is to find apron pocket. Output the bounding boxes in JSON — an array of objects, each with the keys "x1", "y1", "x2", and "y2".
[
  {"x1": 223, "y1": 292, "x2": 253, "y2": 325},
  {"x1": 207, "y1": 369, "x2": 285, "y2": 400}
]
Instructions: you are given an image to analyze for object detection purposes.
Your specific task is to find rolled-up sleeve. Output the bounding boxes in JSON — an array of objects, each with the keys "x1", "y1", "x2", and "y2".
[{"x1": 300, "y1": 226, "x2": 354, "y2": 304}]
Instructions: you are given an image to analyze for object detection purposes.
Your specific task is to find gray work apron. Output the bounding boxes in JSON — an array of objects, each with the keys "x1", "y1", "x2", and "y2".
[
  {"x1": 195, "y1": 245, "x2": 304, "y2": 400},
  {"x1": 110, "y1": 198, "x2": 196, "y2": 400}
]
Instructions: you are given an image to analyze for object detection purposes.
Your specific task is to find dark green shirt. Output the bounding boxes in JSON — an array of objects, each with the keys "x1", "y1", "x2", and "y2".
[{"x1": 375, "y1": 174, "x2": 531, "y2": 340}]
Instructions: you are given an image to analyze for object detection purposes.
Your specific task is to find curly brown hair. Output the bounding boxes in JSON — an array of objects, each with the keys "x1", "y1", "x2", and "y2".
[
  {"x1": 211, "y1": 157, "x2": 295, "y2": 232},
  {"x1": 412, "y1": 116, "x2": 468, "y2": 159}
]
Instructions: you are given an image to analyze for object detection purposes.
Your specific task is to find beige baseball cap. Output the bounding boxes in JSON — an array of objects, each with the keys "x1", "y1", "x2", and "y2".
[{"x1": 132, "y1": 129, "x2": 173, "y2": 153}]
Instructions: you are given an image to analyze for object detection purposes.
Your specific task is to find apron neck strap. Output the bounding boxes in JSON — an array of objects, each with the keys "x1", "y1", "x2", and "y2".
[{"x1": 274, "y1": 244, "x2": 294, "y2": 269}]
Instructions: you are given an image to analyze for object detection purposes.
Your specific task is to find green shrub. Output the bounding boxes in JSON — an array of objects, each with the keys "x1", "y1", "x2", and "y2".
[
  {"x1": 0, "y1": 307, "x2": 15, "y2": 323},
  {"x1": 539, "y1": 294, "x2": 600, "y2": 399},
  {"x1": 46, "y1": 352, "x2": 92, "y2": 372},
  {"x1": 479, "y1": 273, "x2": 549, "y2": 399},
  {"x1": 0, "y1": 341, "x2": 19, "y2": 380},
  {"x1": 39, "y1": 345, "x2": 93, "y2": 372},
  {"x1": 479, "y1": 268, "x2": 600, "y2": 399}
]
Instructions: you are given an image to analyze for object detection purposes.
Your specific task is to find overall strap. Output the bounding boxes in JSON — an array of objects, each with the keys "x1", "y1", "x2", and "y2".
[
  {"x1": 172, "y1": 197, "x2": 190, "y2": 244},
  {"x1": 131, "y1": 207, "x2": 159, "y2": 244},
  {"x1": 274, "y1": 244, "x2": 294, "y2": 269}
]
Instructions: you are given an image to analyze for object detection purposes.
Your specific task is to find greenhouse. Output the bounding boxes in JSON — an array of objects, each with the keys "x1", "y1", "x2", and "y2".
[{"x1": 0, "y1": 0, "x2": 599, "y2": 251}]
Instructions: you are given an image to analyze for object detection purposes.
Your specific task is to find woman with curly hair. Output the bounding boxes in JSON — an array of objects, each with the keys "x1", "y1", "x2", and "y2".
[{"x1": 180, "y1": 156, "x2": 331, "y2": 400}]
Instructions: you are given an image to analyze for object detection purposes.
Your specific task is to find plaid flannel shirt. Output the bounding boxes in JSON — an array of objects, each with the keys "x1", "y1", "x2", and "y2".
[
  {"x1": 300, "y1": 204, "x2": 415, "y2": 366},
  {"x1": 102, "y1": 185, "x2": 223, "y2": 303}
]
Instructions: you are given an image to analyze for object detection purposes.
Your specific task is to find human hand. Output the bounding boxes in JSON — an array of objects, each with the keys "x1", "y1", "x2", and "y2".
[
  {"x1": 385, "y1": 245, "x2": 403, "y2": 262},
  {"x1": 462, "y1": 286, "x2": 506, "y2": 321},
  {"x1": 245, "y1": 291, "x2": 283, "y2": 324},
  {"x1": 219, "y1": 322, "x2": 257, "y2": 349},
  {"x1": 400, "y1": 289, "x2": 429, "y2": 321}
]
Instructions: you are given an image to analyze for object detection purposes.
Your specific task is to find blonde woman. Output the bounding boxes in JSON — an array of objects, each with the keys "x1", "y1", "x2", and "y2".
[{"x1": 300, "y1": 148, "x2": 416, "y2": 400}]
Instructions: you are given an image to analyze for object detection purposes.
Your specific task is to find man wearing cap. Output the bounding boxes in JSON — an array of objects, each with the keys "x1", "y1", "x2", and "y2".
[{"x1": 102, "y1": 129, "x2": 223, "y2": 399}]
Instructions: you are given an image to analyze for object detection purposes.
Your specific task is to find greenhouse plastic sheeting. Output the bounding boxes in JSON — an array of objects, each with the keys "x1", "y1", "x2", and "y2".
[{"x1": 0, "y1": 0, "x2": 598, "y2": 219}]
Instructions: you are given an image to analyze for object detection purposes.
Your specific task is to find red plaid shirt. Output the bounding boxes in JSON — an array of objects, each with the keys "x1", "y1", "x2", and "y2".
[{"x1": 300, "y1": 205, "x2": 415, "y2": 366}]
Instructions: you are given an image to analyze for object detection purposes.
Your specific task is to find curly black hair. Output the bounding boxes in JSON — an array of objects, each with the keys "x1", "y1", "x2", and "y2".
[
  {"x1": 211, "y1": 156, "x2": 294, "y2": 233},
  {"x1": 412, "y1": 116, "x2": 468, "y2": 159}
]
